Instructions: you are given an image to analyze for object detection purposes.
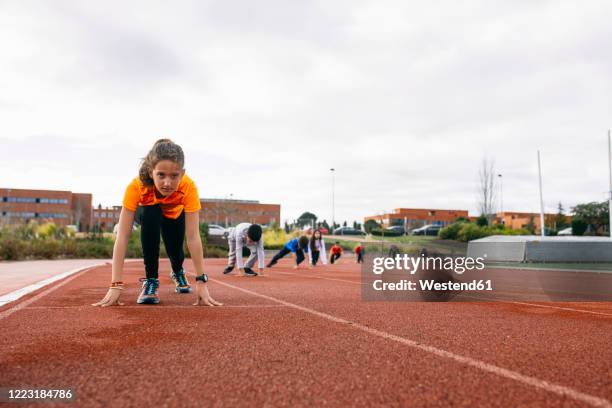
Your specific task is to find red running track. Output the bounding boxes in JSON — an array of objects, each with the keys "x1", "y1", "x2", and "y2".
[{"x1": 1, "y1": 258, "x2": 611, "y2": 407}]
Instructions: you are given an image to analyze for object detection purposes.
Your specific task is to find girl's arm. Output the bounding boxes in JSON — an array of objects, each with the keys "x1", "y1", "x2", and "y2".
[
  {"x1": 111, "y1": 208, "x2": 135, "y2": 282},
  {"x1": 320, "y1": 238, "x2": 328, "y2": 265},
  {"x1": 92, "y1": 207, "x2": 135, "y2": 307},
  {"x1": 185, "y1": 212, "x2": 222, "y2": 306}
]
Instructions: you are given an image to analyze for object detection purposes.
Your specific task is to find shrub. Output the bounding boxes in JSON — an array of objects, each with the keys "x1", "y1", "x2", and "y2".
[
  {"x1": 438, "y1": 222, "x2": 466, "y2": 240},
  {"x1": 370, "y1": 229, "x2": 402, "y2": 237},
  {"x1": 476, "y1": 215, "x2": 488, "y2": 227},
  {"x1": 0, "y1": 235, "x2": 27, "y2": 260},
  {"x1": 457, "y1": 223, "x2": 489, "y2": 242},
  {"x1": 571, "y1": 217, "x2": 588, "y2": 236}
]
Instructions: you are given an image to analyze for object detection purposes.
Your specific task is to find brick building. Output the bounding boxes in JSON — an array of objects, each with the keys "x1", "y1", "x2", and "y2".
[
  {"x1": 364, "y1": 208, "x2": 469, "y2": 231},
  {"x1": 199, "y1": 199, "x2": 280, "y2": 227},
  {"x1": 92, "y1": 205, "x2": 122, "y2": 232},
  {"x1": 497, "y1": 211, "x2": 568, "y2": 234},
  {"x1": 0, "y1": 188, "x2": 92, "y2": 231}
]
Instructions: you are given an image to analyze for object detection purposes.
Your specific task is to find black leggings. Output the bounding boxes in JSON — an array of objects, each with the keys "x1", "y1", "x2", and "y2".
[
  {"x1": 330, "y1": 253, "x2": 341, "y2": 264},
  {"x1": 139, "y1": 205, "x2": 185, "y2": 279},
  {"x1": 270, "y1": 247, "x2": 305, "y2": 266},
  {"x1": 311, "y1": 250, "x2": 320, "y2": 265}
]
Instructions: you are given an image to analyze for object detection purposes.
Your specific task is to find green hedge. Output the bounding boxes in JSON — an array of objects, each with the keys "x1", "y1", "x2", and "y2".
[
  {"x1": 370, "y1": 229, "x2": 403, "y2": 237},
  {"x1": 438, "y1": 222, "x2": 531, "y2": 242}
]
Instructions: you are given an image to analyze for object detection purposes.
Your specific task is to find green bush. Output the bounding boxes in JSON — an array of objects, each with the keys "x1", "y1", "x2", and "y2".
[
  {"x1": 0, "y1": 235, "x2": 27, "y2": 260},
  {"x1": 571, "y1": 217, "x2": 588, "y2": 236},
  {"x1": 456, "y1": 223, "x2": 489, "y2": 242},
  {"x1": 438, "y1": 222, "x2": 466, "y2": 240},
  {"x1": 370, "y1": 229, "x2": 403, "y2": 237},
  {"x1": 476, "y1": 215, "x2": 488, "y2": 227}
]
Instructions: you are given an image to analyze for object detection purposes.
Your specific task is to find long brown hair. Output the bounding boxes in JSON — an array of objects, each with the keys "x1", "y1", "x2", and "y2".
[
  {"x1": 310, "y1": 229, "x2": 323, "y2": 252},
  {"x1": 139, "y1": 139, "x2": 185, "y2": 186}
]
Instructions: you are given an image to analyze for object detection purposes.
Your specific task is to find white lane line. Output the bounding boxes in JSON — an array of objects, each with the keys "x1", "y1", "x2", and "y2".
[
  {"x1": 0, "y1": 266, "x2": 98, "y2": 321},
  {"x1": 0, "y1": 262, "x2": 107, "y2": 308},
  {"x1": 506, "y1": 301, "x2": 612, "y2": 317},
  {"x1": 212, "y1": 279, "x2": 612, "y2": 408},
  {"x1": 274, "y1": 271, "x2": 364, "y2": 285},
  {"x1": 23, "y1": 304, "x2": 288, "y2": 309},
  {"x1": 459, "y1": 295, "x2": 612, "y2": 317}
]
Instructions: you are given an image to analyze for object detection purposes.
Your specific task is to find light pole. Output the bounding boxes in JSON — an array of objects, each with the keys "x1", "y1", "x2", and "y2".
[
  {"x1": 330, "y1": 168, "x2": 335, "y2": 232},
  {"x1": 498, "y1": 174, "x2": 503, "y2": 225},
  {"x1": 537, "y1": 151, "x2": 545, "y2": 237},
  {"x1": 608, "y1": 129, "x2": 611, "y2": 238}
]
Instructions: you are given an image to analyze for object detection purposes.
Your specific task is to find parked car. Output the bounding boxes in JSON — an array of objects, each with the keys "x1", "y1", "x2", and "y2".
[
  {"x1": 208, "y1": 224, "x2": 227, "y2": 237},
  {"x1": 411, "y1": 224, "x2": 442, "y2": 236},
  {"x1": 385, "y1": 226, "x2": 406, "y2": 235},
  {"x1": 333, "y1": 226, "x2": 366, "y2": 236},
  {"x1": 558, "y1": 227, "x2": 572, "y2": 236}
]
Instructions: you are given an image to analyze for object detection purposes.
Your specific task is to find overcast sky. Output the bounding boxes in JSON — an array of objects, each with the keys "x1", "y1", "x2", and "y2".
[{"x1": 2, "y1": 0, "x2": 611, "y2": 224}]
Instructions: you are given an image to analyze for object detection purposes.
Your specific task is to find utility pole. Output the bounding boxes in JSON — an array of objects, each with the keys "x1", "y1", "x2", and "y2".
[
  {"x1": 537, "y1": 151, "x2": 545, "y2": 237},
  {"x1": 330, "y1": 168, "x2": 335, "y2": 232},
  {"x1": 608, "y1": 130, "x2": 612, "y2": 238}
]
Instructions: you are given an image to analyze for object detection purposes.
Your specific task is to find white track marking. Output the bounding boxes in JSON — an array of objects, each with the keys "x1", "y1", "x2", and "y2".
[
  {"x1": 459, "y1": 294, "x2": 612, "y2": 317},
  {"x1": 506, "y1": 301, "x2": 612, "y2": 317},
  {"x1": 0, "y1": 268, "x2": 94, "y2": 321},
  {"x1": 0, "y1": 262, "x2": 107, "y2": 307},
  {"x1": 274, "y1": 271, "x2": 364, "y2": 285},
  {"x1": 277, "y1": 271, "x2": 612, "y2": 317},
  {"x1": 212, "y1": 278, "x2": 612, "y2": 408},
  {"x1": 23, "y1": 304, "x2": 287, "y2": 309}
]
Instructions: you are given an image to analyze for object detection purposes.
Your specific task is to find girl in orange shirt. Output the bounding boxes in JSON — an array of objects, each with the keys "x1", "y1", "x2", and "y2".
[{"x1": 93, "y1": 139, "x2": 221, "y2": 307}]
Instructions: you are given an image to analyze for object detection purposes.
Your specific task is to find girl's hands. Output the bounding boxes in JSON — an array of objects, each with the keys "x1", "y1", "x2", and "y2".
[
  {"x1": 92, "y1": 287, "x2": 124, "y2": 307},
  {"x1": 193, "y1": 282, "x2": 223, "y2": 306}
]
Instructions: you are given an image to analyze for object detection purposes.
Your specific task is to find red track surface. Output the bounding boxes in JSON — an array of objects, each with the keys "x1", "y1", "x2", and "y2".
[{"x1": 1, "y1": 259, "x2": 611, "y2": 407}]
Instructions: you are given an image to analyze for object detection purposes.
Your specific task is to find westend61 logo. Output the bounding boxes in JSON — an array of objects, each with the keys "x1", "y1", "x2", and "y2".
[{"x1": 361, "y1": 253, "x2": 492, "y2": 302}]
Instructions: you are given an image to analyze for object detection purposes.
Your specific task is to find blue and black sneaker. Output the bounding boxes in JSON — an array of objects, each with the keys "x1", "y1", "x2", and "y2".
[
  {"x1": 170, "y1": 269, "x2": 191, "y2": 293},
  {"x1": 137, "y1": 278, "x2": 160, "y2": 304}
]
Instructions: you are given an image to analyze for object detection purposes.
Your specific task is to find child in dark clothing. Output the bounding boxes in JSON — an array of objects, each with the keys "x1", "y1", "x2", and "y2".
[{"x1": 267, "y1": 236, "x2": 310, "y2": 269}]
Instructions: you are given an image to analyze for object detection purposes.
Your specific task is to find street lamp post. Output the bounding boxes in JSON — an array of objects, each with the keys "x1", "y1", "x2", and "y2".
[
  {"x1": 608, "y1": 130, "x2": 611, "y2": 238},
  {"x1": 330, "y1": 168, "x2": 335, "y2": 232},
  {"x1": 498, "y1": 174, "x2": 503, "y2": 225}
]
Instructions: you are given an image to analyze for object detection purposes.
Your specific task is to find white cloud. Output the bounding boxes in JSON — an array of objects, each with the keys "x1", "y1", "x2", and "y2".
[{"x1": 1, "y1": 0, "x2": 611, "y2": 223}]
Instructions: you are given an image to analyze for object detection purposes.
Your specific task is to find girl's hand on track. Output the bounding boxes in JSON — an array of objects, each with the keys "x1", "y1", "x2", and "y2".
[
  {"x1": 193, "y1": 282, "x2": 223, "y2": 306},
  {"x1": 92, "y1": 288, "x2": 124, "y2": 307}
]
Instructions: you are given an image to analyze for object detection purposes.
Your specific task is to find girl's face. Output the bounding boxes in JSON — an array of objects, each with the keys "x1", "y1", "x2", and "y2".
[
  {"x1": 314, "y1": 231, "x2": 321, "y2": 239},
  {"x1": 150, "y1": 160, "x2": 185, "y2": 196}
]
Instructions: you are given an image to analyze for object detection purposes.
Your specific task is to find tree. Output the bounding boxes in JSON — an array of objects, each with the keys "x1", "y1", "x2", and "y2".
[
  {"x1": 554, "y1": 202, "x2": 568, "y2": 230},
  {"x1": 571, "y1": 217, "x2": 588, "y2": 236},
  {"x1": 364, "y1": 219, "x2": 380, "y2": 233},
  {"x1": 321, "y1": 220, "x2": 330, "y2": 231},
  {"x1": 342, "y1": 221, "x2": 347, "y2": 227},
  {"x1": 523, "y1": 216, "x2": 536, "y2": 234},
  {"x1": 284, "y1": 221, "x2": 291, "y2": 233},
  {"x1": 476, "y1": 215, "x2": 488, "y2": 227},
  {"x1": 297, "y1": 212, "x2": 317, "y2": 228},
  {"x1": 477, "y1": 157, "x2": 497, "y2": 222},
  {"x1": 571, "y1": 201, "x2": 609, "y2": 235}
]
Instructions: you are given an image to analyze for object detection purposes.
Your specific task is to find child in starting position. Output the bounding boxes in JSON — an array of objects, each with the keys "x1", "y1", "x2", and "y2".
[
  {"x1": 329, "y1": 242, "x2": 343, "y2": 264},
  {"x1": 223, "y1": 223, "x2": 265, "y2": 277},
  {"x1": 355, "y1": 242, "x2": 365, "y2": 263},
  {"x1": 267, "y1": 236, "x2": 310, "y2": 269},
  {"x1": 309, "y1": 229, "x2": 327, "y2": 266},
  {"x1": 93, "y1": 139, "x2": 222, "y2": 307}
]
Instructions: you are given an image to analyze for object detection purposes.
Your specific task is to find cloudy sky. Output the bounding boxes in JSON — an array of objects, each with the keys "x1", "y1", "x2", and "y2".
[{"x1": 2, "y1": 0, "x2": 611, "y2": 224}]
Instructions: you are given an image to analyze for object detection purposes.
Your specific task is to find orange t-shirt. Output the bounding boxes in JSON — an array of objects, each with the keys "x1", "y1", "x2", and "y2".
[{"x1": 122, "y1": 174, "x2": 201, "y2": 219}]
